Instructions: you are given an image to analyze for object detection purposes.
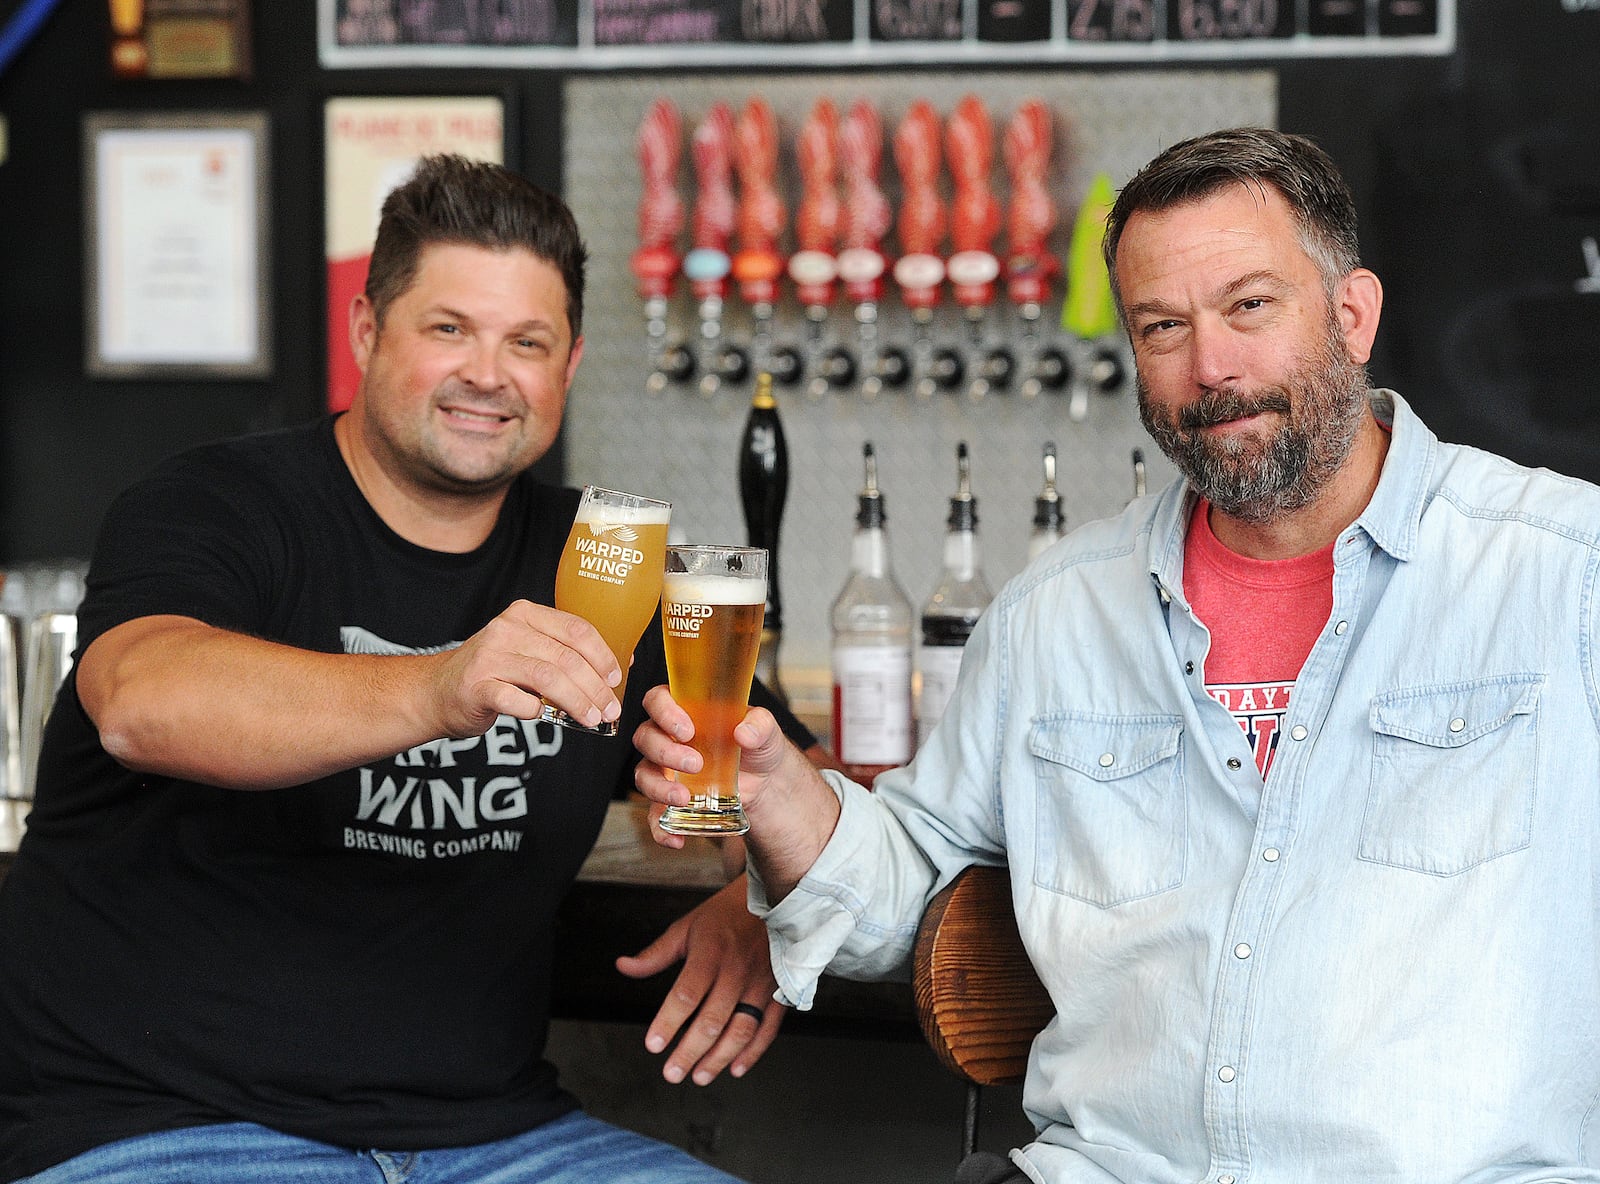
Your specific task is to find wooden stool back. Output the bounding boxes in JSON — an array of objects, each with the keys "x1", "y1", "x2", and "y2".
[{"x1": 912, "y1": 864, "x2": 1054, "y2": 1158}]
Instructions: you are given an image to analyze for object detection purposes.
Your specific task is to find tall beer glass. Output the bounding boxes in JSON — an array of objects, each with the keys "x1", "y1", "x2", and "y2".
[
  {"x1": 543, "y1": 485, "x2": 671, "y2": 737},
  {"x1": 658, "y1": 545, "x2": 767, "y2": 836}
]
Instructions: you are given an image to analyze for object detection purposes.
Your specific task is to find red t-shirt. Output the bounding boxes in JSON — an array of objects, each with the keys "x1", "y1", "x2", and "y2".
[{"x1": 1183, "y1": 500, "x2": 1334, "y2": 778}]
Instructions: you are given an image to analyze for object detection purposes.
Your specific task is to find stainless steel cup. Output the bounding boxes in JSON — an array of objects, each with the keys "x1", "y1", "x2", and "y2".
[
  {"x1": 20, "y1": 612, "x2": 78, "y2": 801},
  {"x1": 0, "y1": 614, "x2": 22, "y2": 801}
]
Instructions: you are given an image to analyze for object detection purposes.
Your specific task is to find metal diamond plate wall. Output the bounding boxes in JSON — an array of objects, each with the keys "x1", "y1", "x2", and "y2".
[{"x1": 564, "y1": 70, "x2": 1275, "y2": 707}]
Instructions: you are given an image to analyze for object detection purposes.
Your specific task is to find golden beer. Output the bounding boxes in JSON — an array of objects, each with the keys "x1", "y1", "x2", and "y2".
[
  {"x1": 543, "y1": 487, "x2": 671, "y2": 736},
  {"x1": 659, "y1": 548, "x2": 768, "y2": 835}
]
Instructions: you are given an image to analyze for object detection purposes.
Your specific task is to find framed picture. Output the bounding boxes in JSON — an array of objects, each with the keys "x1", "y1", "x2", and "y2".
[
  {"x1": 84, "y1": 111, "x2": 271, "y2": 379},
  {"x1": 323, "y1": 95, "x2": 505, "y2": 411},
  {"x1": 108, "y1": 0, "x2": 254, "y2": 80}
]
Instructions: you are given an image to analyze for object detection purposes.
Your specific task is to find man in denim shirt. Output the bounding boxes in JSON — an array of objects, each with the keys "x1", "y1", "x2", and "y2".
[{"x1": 637, "y1": 127, "x2": 1600, "y2": 1184}]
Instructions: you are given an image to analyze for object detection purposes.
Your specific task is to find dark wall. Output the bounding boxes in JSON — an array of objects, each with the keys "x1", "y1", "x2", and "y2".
[
  {"x1": 2, "y1": 1, "x2": 1597, "y2": 564},
  {"x1": 0, "y1": 0, "x2": 567, "y2": 562}
]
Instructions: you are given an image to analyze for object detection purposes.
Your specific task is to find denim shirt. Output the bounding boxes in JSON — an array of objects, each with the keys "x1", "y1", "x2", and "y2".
[{"x1": 759, "y1": 392, "x2": 1600, "y2": 1184}]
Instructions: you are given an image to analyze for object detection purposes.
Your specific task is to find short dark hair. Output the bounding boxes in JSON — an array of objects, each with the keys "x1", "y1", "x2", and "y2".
[
  {"x1": 364, "y1": 154, "x2": 588, "y2": 338},
  {"x1": 1103, "y1": 128, "x2": 1361, "y2": 310}
]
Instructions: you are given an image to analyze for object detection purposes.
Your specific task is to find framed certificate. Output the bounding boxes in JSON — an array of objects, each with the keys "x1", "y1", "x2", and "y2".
[{"x1": 84, "y1": 111, "x2": 271, "y2": 379}]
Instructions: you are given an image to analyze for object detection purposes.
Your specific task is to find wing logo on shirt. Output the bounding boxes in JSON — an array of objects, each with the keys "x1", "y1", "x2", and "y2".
[{"x1": 337, "y1": 625, "x2": 564, "y2": 861}]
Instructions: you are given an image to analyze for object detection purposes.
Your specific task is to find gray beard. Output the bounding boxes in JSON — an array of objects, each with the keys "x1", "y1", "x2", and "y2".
[{"x1": 1138, "y1": 320, "x2": 1370, "y2": 524}]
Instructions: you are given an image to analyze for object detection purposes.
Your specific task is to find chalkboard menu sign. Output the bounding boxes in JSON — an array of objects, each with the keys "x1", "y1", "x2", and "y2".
[{"x1": 318, "y1": 0, "x2": 1454, "y2": 66}]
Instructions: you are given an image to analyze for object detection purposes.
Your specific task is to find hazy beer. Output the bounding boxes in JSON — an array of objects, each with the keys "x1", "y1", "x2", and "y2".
[
  {"x1": 659, "y1": 547, "x2": 768, "y2": 835},
  {"x1": 543, "y1": 486, "x2": 671, "y2": 737}
]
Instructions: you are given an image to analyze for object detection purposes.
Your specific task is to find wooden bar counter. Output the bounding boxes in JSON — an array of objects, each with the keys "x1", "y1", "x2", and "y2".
[{"x1": 554, "y1": 799, "x2": 918, "y2": 1038}]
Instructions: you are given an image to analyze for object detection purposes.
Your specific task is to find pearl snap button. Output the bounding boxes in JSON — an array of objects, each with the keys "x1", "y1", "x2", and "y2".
[
  {"x1": 1234, "y1": 943, "x2": 1252, "y2": 959},
  {"x1": 1290, "y1": 725, "x2": 1308, "y2": 741},
  {"x1": 1218, "y1": 1066, "x2": 1236, "y2": 1083},
  {"x1": 1226, "y1": 757, "x2": 1242, "y2": 770},
  {"x1": 1335, "y1": 620, "x2": 1349, "y2": 635},
  {"x1": 1449, "y1": 717, "x2": 1465, "y2": 733},
  {"x1": 1099, "y1": 752, "x2": 1114, "y2": 767},
  {"x1": 1262, "y1": 848, "x2": 1280, "y2": 862},
  {"x1": 1219, "y1": 1176, "x2": 1236, "y2": 1184}
]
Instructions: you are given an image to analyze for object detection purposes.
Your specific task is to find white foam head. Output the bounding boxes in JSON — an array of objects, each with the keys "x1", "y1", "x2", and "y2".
[
  {"x1": 663, "y1": 573, "x2": 767, "y2": 606},
  {"x1": 574, "y1": 502, "x2": 671, "y2": 527}
]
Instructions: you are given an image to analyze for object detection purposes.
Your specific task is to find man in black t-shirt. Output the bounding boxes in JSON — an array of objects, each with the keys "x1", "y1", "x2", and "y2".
[{"x1": 0, "y1": 156, "x2": 819, "y2": 1184}]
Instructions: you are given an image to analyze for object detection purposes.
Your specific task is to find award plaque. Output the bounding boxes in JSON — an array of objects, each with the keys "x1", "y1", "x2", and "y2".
[{"x1": 109, "y1": 0, "x2": 253, "y2": 80}]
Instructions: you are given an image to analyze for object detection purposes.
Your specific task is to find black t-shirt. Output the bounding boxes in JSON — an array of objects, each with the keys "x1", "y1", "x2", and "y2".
[{"x1": 0, "y1": 418, "x2": 811, "y2": 1180}]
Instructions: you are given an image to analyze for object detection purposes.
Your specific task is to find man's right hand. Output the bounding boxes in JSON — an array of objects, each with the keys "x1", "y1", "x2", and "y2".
[
  {"x1": 423, "y1": 598, "x2": 622, "y2": 738},
  {"x1": 632, "y1": 685, "x2": 841, "y2": 903}
]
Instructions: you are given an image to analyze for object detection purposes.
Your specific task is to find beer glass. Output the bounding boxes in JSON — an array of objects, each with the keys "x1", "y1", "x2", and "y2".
[
  {"x1": 658, "y1": 545, "x2": 767, "y2": 836},
  {"x1": 541, "y1": 485, "x2": 671, "y2": 737}
]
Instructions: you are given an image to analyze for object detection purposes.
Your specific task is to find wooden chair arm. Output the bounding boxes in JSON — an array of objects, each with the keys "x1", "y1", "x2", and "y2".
[{"x1": 911, "y1": 864, "x2": 1054, "y2": 1087}]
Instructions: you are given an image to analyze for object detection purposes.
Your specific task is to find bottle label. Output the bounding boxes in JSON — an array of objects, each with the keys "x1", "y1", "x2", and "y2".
[
  {"x1": 831, "y1": 645, "x2": 913, "y2": 766},
  {"x1": 917, "y1": 642, "x2": 967, "y2": 738}
]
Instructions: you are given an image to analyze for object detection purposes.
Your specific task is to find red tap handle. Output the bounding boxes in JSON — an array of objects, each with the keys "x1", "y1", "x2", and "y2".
[
  {"x1": 686, "y1": 102, "x2": 736, "y2": 301},
  {"x1": 891, "y1": 100, "x2": 946, "y2": 312},
  {"x1": 630, "y1": 99, "x2": 683, "y2": 302},
  {"x1": 790, "y1": 98, "x2": 840, "y2": 309},
  {"x1": 733, "y1": 97, "x2": 786, "y2": 307},
  {"x1": 837, "y1": 99, "x2": 890, "y2": 305},
  {"x1": 946, "y1": 94, "x2": 1001, "y2": 310},
  {"x1": 1003, "y1": 99, "x2": 1058, "y2": 308}
]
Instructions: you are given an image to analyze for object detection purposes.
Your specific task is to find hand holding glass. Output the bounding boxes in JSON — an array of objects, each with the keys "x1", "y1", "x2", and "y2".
[
  {"x1": 658, "y1": 546, "x2": 767, "y2": 836},
  {"x1": 542, "y1": 485, "x2": 671, "y2": 737}
]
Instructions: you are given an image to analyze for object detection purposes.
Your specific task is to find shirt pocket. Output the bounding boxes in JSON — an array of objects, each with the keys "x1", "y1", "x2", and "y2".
[
  {"x1": 1029, "y1": 713, "x2": 1187, "y2": 908},
  {"x1": 1360, "y1": 675, "x2": 1542, "y2": 876}
]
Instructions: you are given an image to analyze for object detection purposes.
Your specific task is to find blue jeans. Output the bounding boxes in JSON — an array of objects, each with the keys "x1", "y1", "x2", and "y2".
[{"x1": 17, "y1": 1112, "x2": 746, "y2": 1184}]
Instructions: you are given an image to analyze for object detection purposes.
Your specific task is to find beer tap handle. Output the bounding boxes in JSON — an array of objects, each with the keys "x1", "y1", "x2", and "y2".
[
  {"x1": 1005, "y1": 101, "x2": 1060, "y2": 402},
  {"x1": 837, "y1": 99, "x2": 891, "y2": 264},
  {"x1": 947, "y1": 95, "x2": 1002, "y2": 308},
  {"x1": 634, "y1": 99, "x2": 685, "y2": 300},
  {"x1": 738, "y1": 373, "x2": 790, "y2": 703},
  {"x1": 791, "y1": 100, "x2": 841, "y2": 391},
  {"x1": 1062, "y1": 172, "x2": 1120, "y2": 421},
  {"x1": 687, "y1": 103, "x2": 736, "y2": 396},
  {"x1": 1003, "y1": 99, "x2": 1058, "y2": 313},
  {"x1": 838, "y1": 99, "x2": 890, "y2": 396},
  {"x1": 891, "y1": 99, "x2": 947, "y2": 337},
  {"x1": 733, "y1": 97, "x2": 787, "y2": 374},
  {"x1": 632, "y1": 99, "x2": 686, "y2": 392}
]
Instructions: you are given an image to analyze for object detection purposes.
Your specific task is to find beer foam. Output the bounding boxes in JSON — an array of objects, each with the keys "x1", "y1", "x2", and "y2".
[
  {"x1": 663, "y1": 573, "x2": 767, "y2": 605},
  {"x1": 574, "y1": 502, "x2": 671, "y2": 527}
]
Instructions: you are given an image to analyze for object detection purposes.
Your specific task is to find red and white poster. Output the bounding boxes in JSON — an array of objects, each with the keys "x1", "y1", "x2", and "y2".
[{"x1": 323, "y1": 96, "x2": 504, "y2": 411}]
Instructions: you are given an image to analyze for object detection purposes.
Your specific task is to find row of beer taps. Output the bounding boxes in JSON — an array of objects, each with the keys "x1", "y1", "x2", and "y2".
[{"x1": 629, "y1": 94, "x2": 1129, "y2": 415}]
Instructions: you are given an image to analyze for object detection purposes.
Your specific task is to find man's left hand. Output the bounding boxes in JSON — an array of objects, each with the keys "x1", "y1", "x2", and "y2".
[{"x1": 615, "y1": 874, "x2": 787, "y2": 1085}]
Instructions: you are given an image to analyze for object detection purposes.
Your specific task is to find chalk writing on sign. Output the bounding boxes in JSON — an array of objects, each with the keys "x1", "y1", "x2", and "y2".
[
  {"x1": 742, "y1": 0, "x2": 834, "y2": 39},
  {"x1": 336, "y1": 0, "x2": 565, "y2": 44},
  {"x1": 1068, "y1": 0, "x2": 1155, "y2": 40},
  {"x1": 1168, "y1": 0, "x2": 1293, "y2": 41},
  {"x1": 872, "y1": 0, "x2": 961, "y2": 40}
]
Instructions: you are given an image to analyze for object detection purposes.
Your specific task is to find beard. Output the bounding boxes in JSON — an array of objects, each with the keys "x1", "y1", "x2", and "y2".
[{"x1": 1137, "y1": 311, "x2": 1371, "y2": 524}]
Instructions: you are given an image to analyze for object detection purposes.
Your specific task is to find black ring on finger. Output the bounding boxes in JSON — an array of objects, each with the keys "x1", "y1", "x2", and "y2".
[{"x1": 732, "y1": 1002, "x2": 766, "y2": 1023}]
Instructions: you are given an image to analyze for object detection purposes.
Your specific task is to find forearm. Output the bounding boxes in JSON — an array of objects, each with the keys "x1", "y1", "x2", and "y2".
[
  {"x1": 80, "y1": 616, "x2": 450, "y2": 790},
  {"x1": 742, "y1": 739, "x2": 843, "y2": 903}
]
